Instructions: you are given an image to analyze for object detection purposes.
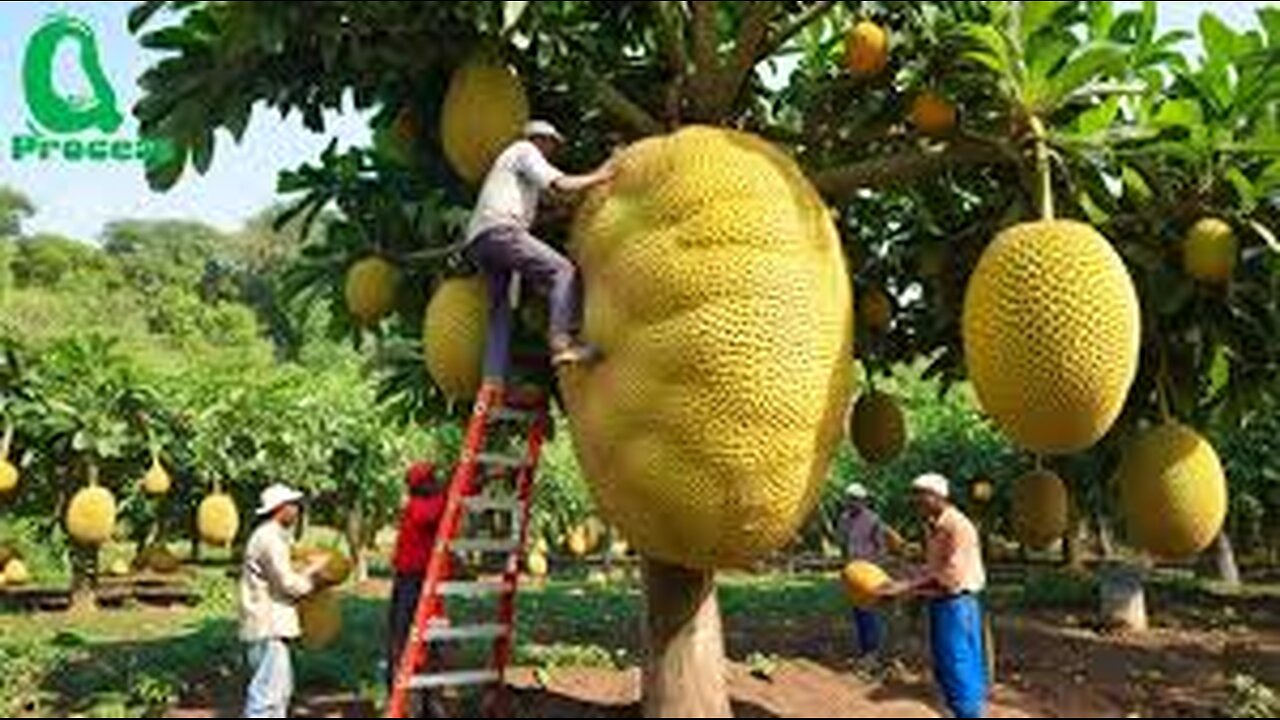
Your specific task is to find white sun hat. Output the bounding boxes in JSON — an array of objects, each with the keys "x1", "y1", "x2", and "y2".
[
  {"x1": 523, "y1": 119, "x2": 565, "y2": 142},
  {"x1": 845, "y1": 482, "x2": 870, "y2": 500},
  {"x1": 911, "y1": 473, "x2": 951, "y2": 500},
  {"x1": 255, "y1": 483, "x2": 305, "y2": 517}
]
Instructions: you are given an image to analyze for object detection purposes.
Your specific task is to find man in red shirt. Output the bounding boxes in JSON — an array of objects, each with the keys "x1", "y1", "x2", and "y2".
[{"x1": 387, "y1": 461, "x2": 447, "y2": 701}]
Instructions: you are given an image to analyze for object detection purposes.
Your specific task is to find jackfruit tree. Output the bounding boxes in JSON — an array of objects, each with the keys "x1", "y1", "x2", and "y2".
[{"x1": 131, "y1": 1, "x2": 1280, "y2": 714}]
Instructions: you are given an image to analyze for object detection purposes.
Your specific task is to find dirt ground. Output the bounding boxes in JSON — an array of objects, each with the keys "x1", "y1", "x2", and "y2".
[{"x1": 166, "y1": 603, "x2": 1280, "y2": 718}]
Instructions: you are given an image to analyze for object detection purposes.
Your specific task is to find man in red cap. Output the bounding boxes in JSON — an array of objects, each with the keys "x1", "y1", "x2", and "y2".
[{"x1": 387, "y1": 461, "x2": 447, "y2": 705}]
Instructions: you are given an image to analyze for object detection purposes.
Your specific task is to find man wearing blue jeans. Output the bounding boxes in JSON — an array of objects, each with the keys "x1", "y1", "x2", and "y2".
[
  {"x1": 882, "y1": 473, "x2": 989, "y2": 718},
  {"x1": 839, "y1": 482, "x2": 889, "y2": 659},
  {"x1": 239, "y1": 484, "x2": 326, "y2": 718},
  {"x1": 463, "y1": 120, "x2": 615, "y2": 381}
]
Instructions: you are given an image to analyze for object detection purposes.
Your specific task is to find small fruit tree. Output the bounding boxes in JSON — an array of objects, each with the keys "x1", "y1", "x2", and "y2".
[{"x1": 132, "y1": 1, "x2": 1280, "y2": 714}]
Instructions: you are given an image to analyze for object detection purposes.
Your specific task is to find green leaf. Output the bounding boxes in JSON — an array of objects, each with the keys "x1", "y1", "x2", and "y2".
[
  {"x1": 191, "y1": 128, "x2": 216, "y2": 176},
  {"x1": 1027, "y1": 32, "x2": 1077, "y2": 81},
  {"x1": 1121, "y1": 165, "x2": 1154, "y2": 205},
  {"x1": 1260, "y1": 8, "x2": 1280, "y2": 45},
  {"x1": 1044, "y1": 43, "x2": 1128, "y2": 110},
  {"x1": 1208, "y1": 345, "x2": 1232, "y2": 400},
  {"x1": 1019, "y1": 1, "x2": 1067, "y2": 45},
  {"x1": 128, "y1": 1, "x2": 169, "y2": 34},
  {"x1": 1200, "y1": 13, "x2": 1240, "y2": 66},
  {"x1": 1225, "y1": 166, "x2": 1258, "y2": 213},
  {"x1": 959, "y1": 23, "x2": 1013, "y2": 76},
  {"x1": 1077, "y1": 96, "x2": 1122, "y2": 135},
  {"x1": 146, "y1": 144, "x2": 188, "y2": 192},
  {"x1": 1153, "y1": 99, "x2": 1204, "y2": 130}
]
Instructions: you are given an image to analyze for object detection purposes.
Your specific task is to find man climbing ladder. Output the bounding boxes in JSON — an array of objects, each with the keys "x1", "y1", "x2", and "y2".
[{"x1": 463, "y1": 120, "x2": 615, "y2": 378}]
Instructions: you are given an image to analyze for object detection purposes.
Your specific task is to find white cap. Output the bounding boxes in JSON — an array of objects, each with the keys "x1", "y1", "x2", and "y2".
[
  {"x1": 911, "y1": 473, "x2": 951, "y2": 500},
  {"x1": 256, "y1": 483, "x2": 305, "y2": 517},
  {"x1": 845, "y1": 482, "x2": 870, "y2": 500},
  {"x1": 524, "y1": 119, "x2": 565, "y2": 143}
]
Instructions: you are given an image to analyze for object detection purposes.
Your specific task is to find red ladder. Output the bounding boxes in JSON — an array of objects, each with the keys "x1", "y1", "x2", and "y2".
[{"x1": 386, "y1": 383, "x2": 548, "y2": 718}]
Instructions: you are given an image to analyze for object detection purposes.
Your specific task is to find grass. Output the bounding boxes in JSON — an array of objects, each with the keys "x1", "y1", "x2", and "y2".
[{"x1": 1, "y1": 564, "x2": 1275, "y2": 717}]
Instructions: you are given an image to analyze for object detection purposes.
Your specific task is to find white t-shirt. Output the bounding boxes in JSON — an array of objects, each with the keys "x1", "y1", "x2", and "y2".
[{"x1": 466, "y1": 140, "x2": 565, "y2": 242}]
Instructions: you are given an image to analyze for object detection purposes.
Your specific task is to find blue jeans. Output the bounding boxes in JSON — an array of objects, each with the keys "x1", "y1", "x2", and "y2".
[
  {"x1": 245, "y1": 639, "x2": 294, "y2": 718},
  {"x1": 929, "y1": 595, "x2": 988, "y2": 718},
  {"x1": 465, "y1": 225, "x2": 582, "y2": 381},
  {"x1": 853, "y1": 608, "x2": 885, "y2": 656}
]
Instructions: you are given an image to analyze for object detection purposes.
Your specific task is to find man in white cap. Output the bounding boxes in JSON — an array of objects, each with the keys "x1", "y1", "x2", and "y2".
[
  {"x1": 463, "y1": 120, "x2": 616, "y2": 381},
  {"x1": 882, "y1": 473, "x2": 989, "y2": 718},
  {"x1": 839, "y1": 482, "x2": 891, "y2": 660},
  {"x1": 239, "y1": 484, "x2": 327, "y2": 718}
]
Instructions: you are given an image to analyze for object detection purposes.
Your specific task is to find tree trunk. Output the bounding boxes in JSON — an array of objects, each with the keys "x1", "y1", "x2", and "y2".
[
  {"x1": 641, "y1": 558, "x2": 732, "y2": 718},
  {"x1": 1213, "y1": 531, "x2": 1241, "y2": 589},
  {"x1": 1092, "y1": 510, "x2": 1115, "y2": 560},
  {"x1": 1099, "y1": 562, "x2": 1147, "y2": 633},
  {"x1": 1063, "y1": 514, "x2": 1087, "y2": 572},
  {"x1": 345, "y1": 505, "x2": 370, "y2": 584},
  {"x1": 69, "y1": 546, "x2": 98, "y2": 612}
]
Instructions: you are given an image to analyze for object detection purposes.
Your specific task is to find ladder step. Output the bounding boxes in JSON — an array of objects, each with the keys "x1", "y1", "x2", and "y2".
[
  {"x1": 475, "y1": 452, "x2": 526, "y2": 470},
  {"x1": 450, "y1": 538, "x2": 521, "y2": 554},
  {"x1": 408, "y1": 669, "x2": 501, "y2": 690},
  {"x1": 489, "y1": 406, "x2": 538, "y2": 424},
  {"x1": 423, "y1": 622, "x2": 511, "y2": 642},
  {"x1": 437, "y1": 579, "x2": 513, "y2": 597},
  {"x1": 463, "y1": 496, "x2": 523, "y2": 513}
]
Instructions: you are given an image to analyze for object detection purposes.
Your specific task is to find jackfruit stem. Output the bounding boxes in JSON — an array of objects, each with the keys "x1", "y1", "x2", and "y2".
[
  {"x1": 87, "y1": 459, "x2": 100, "y2": 488},
  {"x1": 1, "y1": 421, "x2": 11, "y2": 461},
  {"x1": 1030, "y1": 116, "x2": 1055, "y2": 221}
]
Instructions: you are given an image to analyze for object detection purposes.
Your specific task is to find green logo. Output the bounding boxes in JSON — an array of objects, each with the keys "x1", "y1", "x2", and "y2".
[{"x1": 11, "y1": 14, "x2": 171, "y2": 165}]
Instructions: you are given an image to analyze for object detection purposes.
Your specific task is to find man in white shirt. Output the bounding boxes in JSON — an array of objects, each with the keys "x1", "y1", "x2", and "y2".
[
  {"x1": 239, "y1": 484, "x2": 326, "y2": 718},
  {"x1": 464, "y1": 120, "x2": 615, "y2": 378}
]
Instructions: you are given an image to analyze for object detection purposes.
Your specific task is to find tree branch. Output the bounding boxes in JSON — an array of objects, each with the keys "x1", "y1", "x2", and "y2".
[
  {"x1": 811, "y1": 141, "x2": 1012, "y2": 199},
  {"x1": 688, "y1": 1, "x2": 722, "y2": 121},
  {"x1": 585, "y1": 69, "x2": 666, "y2": 137},
  {"x1": 710, "y1": 1, "x2": 780, "y2": 117},
  {"x1": 758, "y1": 0, "x2": 839, "y2": 62},
  {"x1": 654, "y1": 1, "x2": 689, "y2": 125}
]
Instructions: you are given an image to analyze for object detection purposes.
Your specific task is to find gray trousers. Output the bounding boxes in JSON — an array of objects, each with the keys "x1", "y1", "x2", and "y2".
[{"x1": 465, "y1": 225, "x2": 581, "y2": 381}]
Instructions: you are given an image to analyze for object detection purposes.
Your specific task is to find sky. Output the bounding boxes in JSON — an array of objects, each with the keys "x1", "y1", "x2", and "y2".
[{"x1": 0, "y1": 1, "x2": 1272, "y2": 242}]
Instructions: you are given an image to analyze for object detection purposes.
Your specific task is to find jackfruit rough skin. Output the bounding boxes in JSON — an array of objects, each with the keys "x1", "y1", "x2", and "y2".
[
  {"x1": 142, "y1": 458, "x2": 172, "y2": 496},
  {"x1": 1011, "y1": 469, "x2": 1069, "y2": 550},
  {"x1": 843, "y1": 560, "x2": 891, "y2": 609},
  {"x1": 293, "y1": 546, "x2": 353, "y2": 587},
  {"x1": 299, "y1": 589, "x2": 343, "y2": 650},
  {"x1": 963, "y1": 220, "x2": 1140, "y2": 454},
  {"x1": 440, "y1": 56, "x2": 530, "y2": 184},
  {"x1": 345, "y1": 256, "x2": 400, "y2": 327},
  {"x1": 423, "y1": 277, "x2": 489, "y2": 401},
  {"x1": 1183, "y1": 217, "x2": 1238, "y2": 284},
  {"x1": 911, "y1": 91, "x2": 958, "y2": 136},
  {"x1": 0, "y1": 459, "x2": 17, "y2": 494},
  {"x1": 4, "y1": 559, "x2": 30, "y2": 586},
  {"x1": 1118, "y1": 422, "x2": 1227, "y2": 560},
  {"x1": 561, "y1": 126, "x2": 855, "y2": 570},
  {"x1": 850, "y1": 391, "x2": 907, "y2": 464},
  {"x1": 67, "y1": 486, "x2": 117, "y2": 546},
  {"x1": 198, "y1": 493, "x2": 240, "y2": 547},
  {"x1": 845, "y1": 21, "x2": 889, "y2": 77}
]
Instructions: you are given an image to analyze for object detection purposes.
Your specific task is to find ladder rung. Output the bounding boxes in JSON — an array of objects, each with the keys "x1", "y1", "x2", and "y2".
[
  {"x1": 475, "y1": 452, "x2": 526, "y2": 470},
  {"x1": 463, "y1": 496, "x2": 523, "y2": 513},
  {"x1": 437, "y1": 580, "x2": 513, "y2": 597},
  {"x1": 408, "y1": 669, "x2": 501, "y2": 690},
  {"x1": 451, "y1": 538, "x2": 521, "y2": 554},
  {"x1": 489, "y1": 406, "x2": 538, "y2": 424},
  {"x1": 423, "y1": 622, "x2": 510, "y2": 642}
]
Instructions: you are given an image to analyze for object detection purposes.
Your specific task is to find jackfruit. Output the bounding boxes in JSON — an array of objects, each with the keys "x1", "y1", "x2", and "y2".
[{"x1": 1118, "y1": 422, "x2": 1227, "y2": 560}]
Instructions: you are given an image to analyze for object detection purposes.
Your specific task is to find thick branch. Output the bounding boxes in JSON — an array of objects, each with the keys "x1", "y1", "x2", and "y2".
[
  {"x1": 585, "y1": 69, "x2": 666, "y2": 137},
  {"x1": 654, "y1": 1, "x2": 689, "y2": 125},
  {"x1": 759, "y1": 0, "x2": 839, "y2": 61},
  {"x1": 812, "y1": 142, "x2": 1010, "y2": 199},
  {"x1": 688, "y1": 1, "x2": 722, "y2": 121},
  {"x1": 711, "y1": 1, "x2": 780, "y2": 116}
]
